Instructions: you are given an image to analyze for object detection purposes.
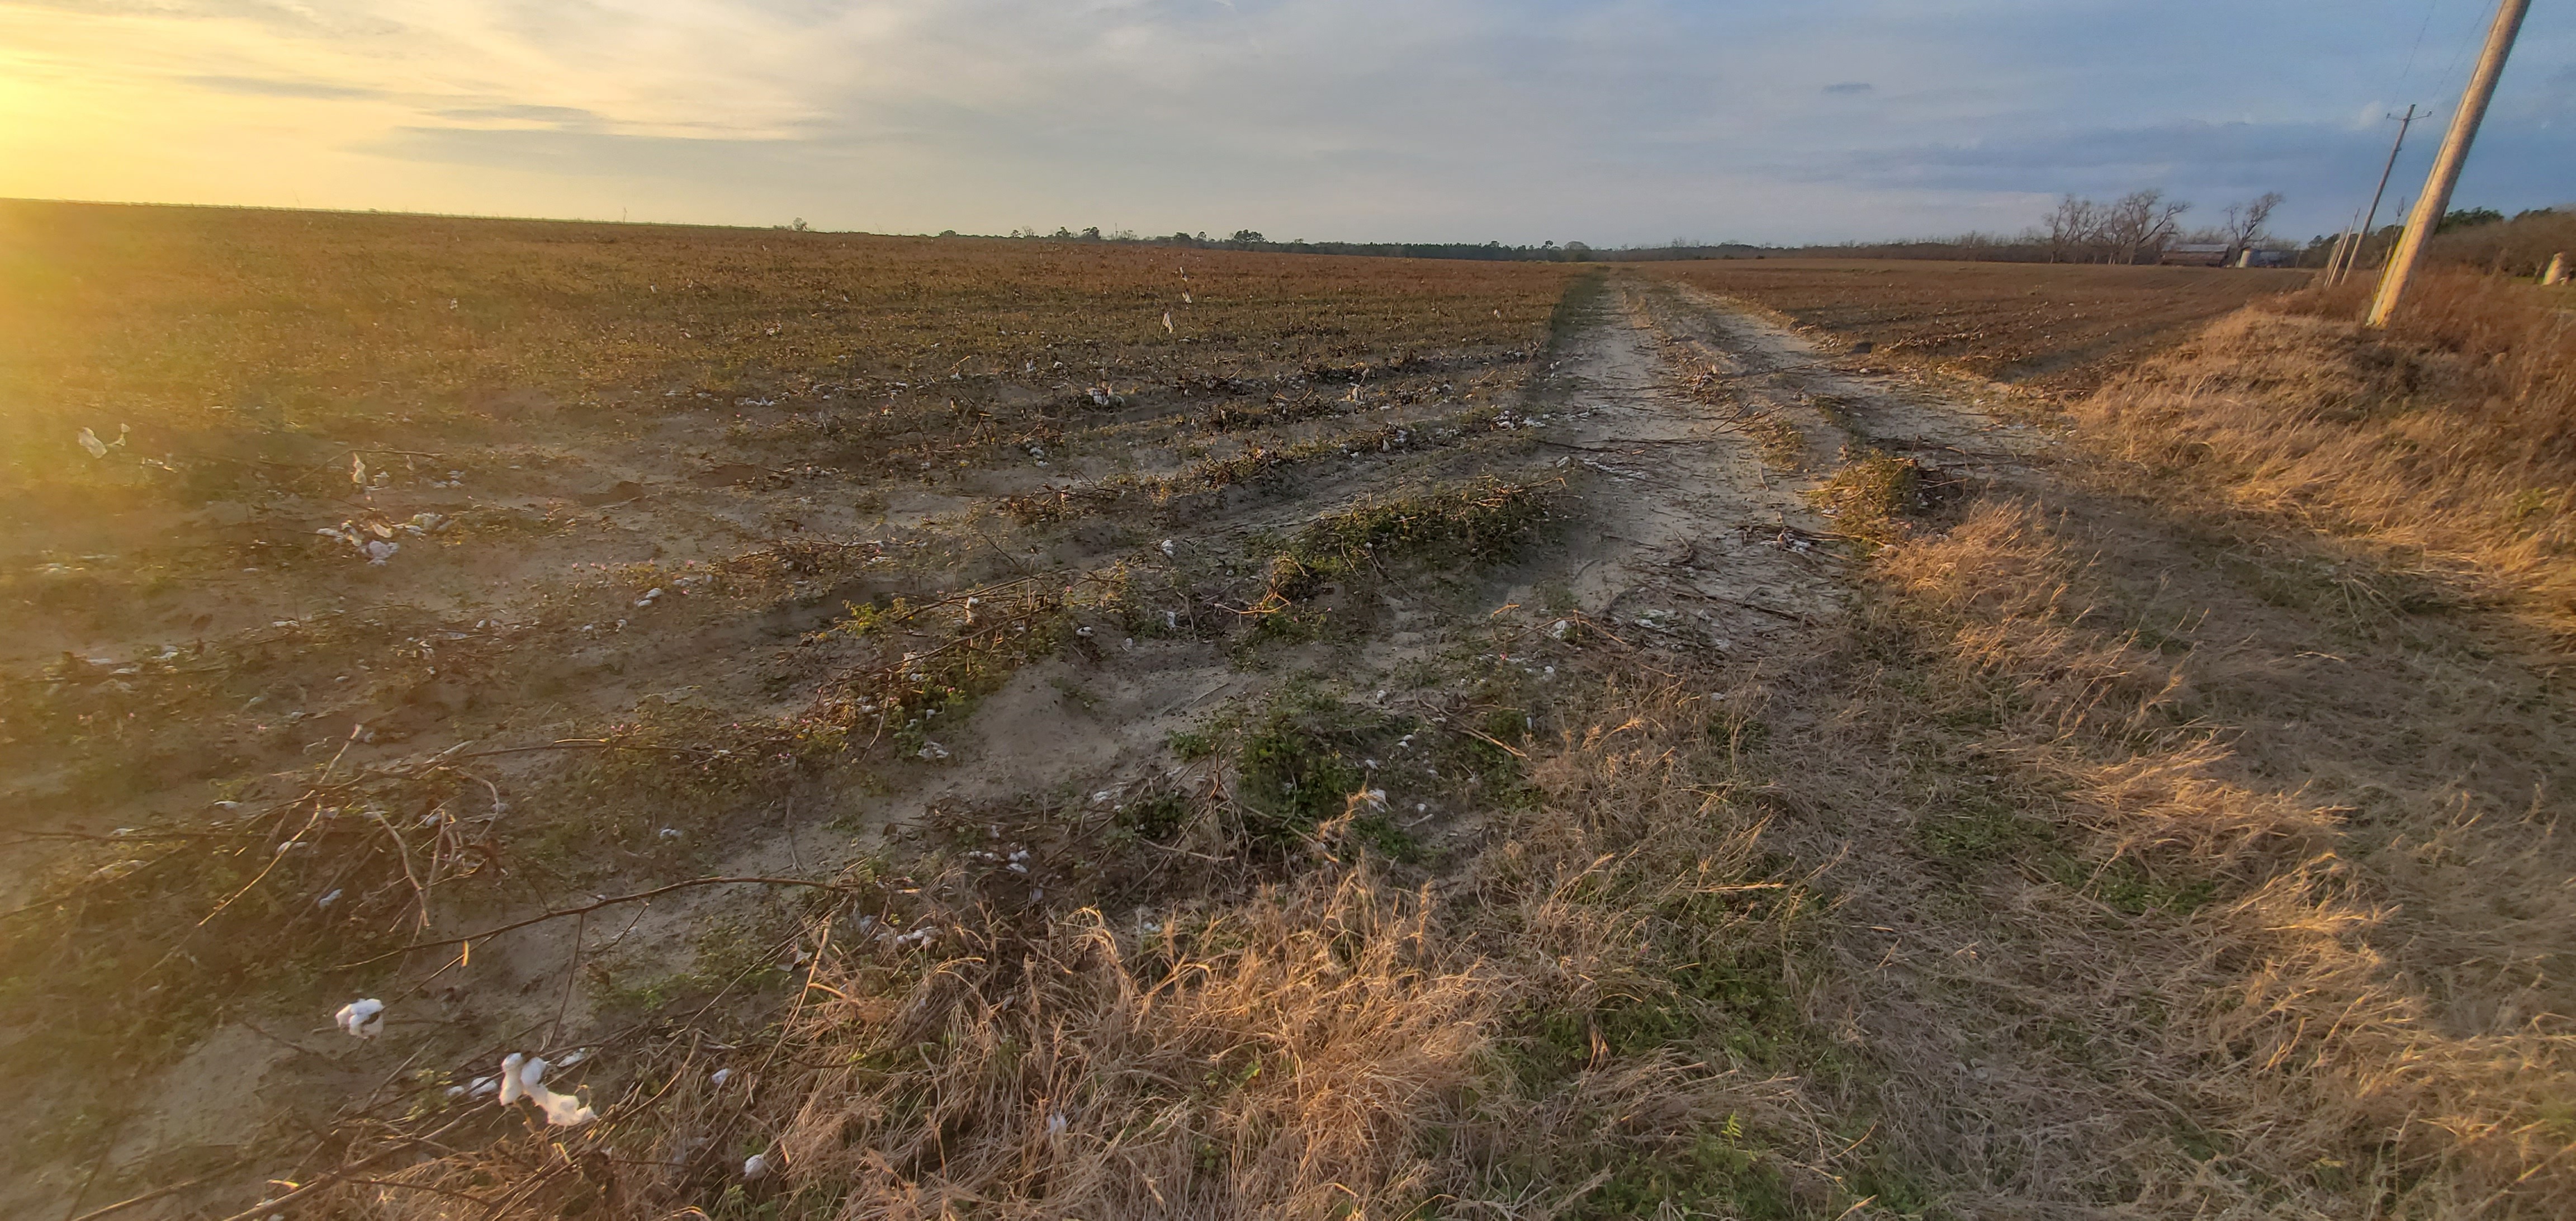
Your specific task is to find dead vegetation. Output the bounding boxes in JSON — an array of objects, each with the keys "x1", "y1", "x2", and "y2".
[
  {"x1": 346, "y1": 652, "x2": 1858, "y2": 1221},
  {"x1": 14, "y1": 201, "x2": 2576, "y2": 1221},
  {"x1": 1795, "y1": 488, "x2": 2576, "y2": 1216},
  {"x1": 2083, "y1": 269, "x2": 2576, "y2": 633},
  {"x1": 1726, "y1": 266, "x2": 2576, "y2": 1214}
]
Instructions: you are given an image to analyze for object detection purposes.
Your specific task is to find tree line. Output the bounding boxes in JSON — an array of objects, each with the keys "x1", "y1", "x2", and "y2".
[{"x1": 2038, "y1": 190, "x2": 2280, "y2": 263}]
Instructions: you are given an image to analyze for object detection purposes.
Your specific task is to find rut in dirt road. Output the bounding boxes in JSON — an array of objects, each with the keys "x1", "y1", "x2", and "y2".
[{"x1": 1506, "y1": 272, "x2": 2042, "y2": 659}]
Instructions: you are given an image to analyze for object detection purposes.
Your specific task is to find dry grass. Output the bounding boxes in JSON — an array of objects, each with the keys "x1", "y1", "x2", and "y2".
[
  {"x1": 1621, "y1": 261, "x2": 2576, "y2": 1214},
  {"x1": 759, "y1": 671, "x2": 1849, "y2": 1220},
  {"x1": 337, "y1": 663, "x2": 1860, "y2": 1220},
  {"x1": 1840, "y1": 496, "x2": 2576, "y2": 1215},
  {"x1": 2082, "y1": 270, "x2": 2576, "y2": 632},
  {"x1": 2427, "y1": 210, "x2": 2576, "y2": 279}
]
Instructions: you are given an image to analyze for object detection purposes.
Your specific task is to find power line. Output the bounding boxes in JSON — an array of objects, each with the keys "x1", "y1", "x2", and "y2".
[{"x1": 2395, "y1": 0, "x2": 2443, "y2": 90}]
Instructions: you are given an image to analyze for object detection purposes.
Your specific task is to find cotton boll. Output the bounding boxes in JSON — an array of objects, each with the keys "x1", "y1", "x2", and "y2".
[
  {"x1": 498, "y1": 1053, "x2": 527, "y2": 1105},
  {"x1": 499, "y1": 1053, "x2": 597, "y2": 1125},
  {"x1": 534, "y1": 1087, "x2": 596, "y2": 1127},
  {"x1": 709, "y1": 1067, "x2": 732, "y2": 1087},
  {"x1": 743, "y1": 1153, "x2": 770, "y2": 1180},
  {"x1": 334, "y1": 998, "x2": 385, "y2": 1038}
]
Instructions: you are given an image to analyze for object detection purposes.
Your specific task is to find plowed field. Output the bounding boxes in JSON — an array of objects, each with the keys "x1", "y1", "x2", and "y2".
[{"x1": 1647, "y1": 257, "x2": 2312, "y2": 395}]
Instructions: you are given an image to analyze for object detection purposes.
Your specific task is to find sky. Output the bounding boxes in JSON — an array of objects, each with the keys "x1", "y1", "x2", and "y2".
[{"x1": 1, "y1": 1, "x2": 2570, "y2": 246}]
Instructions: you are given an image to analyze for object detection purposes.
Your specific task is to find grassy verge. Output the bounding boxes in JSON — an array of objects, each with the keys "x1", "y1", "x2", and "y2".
[{"x1": 2085, "y1": 270, "x2": 2576, "y2": 636}]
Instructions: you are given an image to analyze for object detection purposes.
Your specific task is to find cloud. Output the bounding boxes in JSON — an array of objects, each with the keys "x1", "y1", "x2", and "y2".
[
  {"x1": 365, "y1": 126, "x2": 802, "y2": 178},
  {"x1": 7, "y1": 0, "x2": 2575, "y2": 242},
  {"x1": 1806, "y1": 113, "x2": 2576, "y2": 235},
  {"x1": 183, "y1": 74, "x2": 378, "y2": 100},
  {"x1": 431, "y1": 103, "x2": 602, "y2": 127}
]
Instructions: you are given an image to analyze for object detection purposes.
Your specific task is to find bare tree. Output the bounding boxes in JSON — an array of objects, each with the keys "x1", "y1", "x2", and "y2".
[
  {"x1": 2097, "y1": 190, "x2": 2191, "y2": 264},
  {"x1": 2044, "y1": 195, "x2": 2102, "y2": 263},
  {"x1": 2222, "y1": 192, "x2": 2285, "y2": 255}
]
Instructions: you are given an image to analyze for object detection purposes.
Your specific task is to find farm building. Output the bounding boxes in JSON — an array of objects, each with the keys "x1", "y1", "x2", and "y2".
[{"x1": 2159, "y1": 242, "x2": 2233, "y2": 267}]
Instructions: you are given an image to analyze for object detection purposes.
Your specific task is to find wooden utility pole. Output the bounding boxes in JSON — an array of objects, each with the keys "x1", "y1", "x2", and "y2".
[
  {"x1": 2340, "y1": 105, "x2": 2422, "y2": 285},
  {"x1": 2367, "y1": 0, "x2": 2532, "y2": 326},
  {"x1": 2326, "y1": 212, "x2": 2363, "y2": 282}
]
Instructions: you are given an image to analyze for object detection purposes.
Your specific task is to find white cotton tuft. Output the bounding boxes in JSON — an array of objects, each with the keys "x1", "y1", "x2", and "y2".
[
  {"x1": 709, "y1": 1067, "x2": 732, "y2": 1087},
  {"x1": 334, "y1": 998, "x2": 385, "y2": 1038},
  {"x1": 364, "y1": 539, "x2": 400, "y2": 565},
  {"x1": 496, "y1": 1053, "x2": 597, "y2": 1125},
  {"x1": 535, "y1": 1087, "x2": 596, "y2": 1127},
  {"x1": 743, "y1": 1153, "x2": 770, "y2": 1180}
]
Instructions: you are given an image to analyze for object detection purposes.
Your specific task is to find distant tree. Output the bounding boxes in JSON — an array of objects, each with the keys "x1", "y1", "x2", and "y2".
[
  {"x1": 2222, "y1": 192, "x2": 2284, "y2": 254},
  {"x1": 790, "y1": 217, "x2": 810, "y2": 232},
  {"x1": 2437, "y1": 207, "x2": 2505, "y2": 233},
  {"x1": 1079, "y1": 226, "x2": 1102, "y2": 241},
  {"x1": 2044, "y1": 195, "x2": 2102, "y2": 263},
  {"x1": 2098, "y1": 190, "x2": 2190, "y2": 264},
  {"x1": 1229, "y1": 230, "x2": 1266, "y2": 244},
  {"x1": 1051, "y1": 227, "x2": 1075, "y2": 240}
]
